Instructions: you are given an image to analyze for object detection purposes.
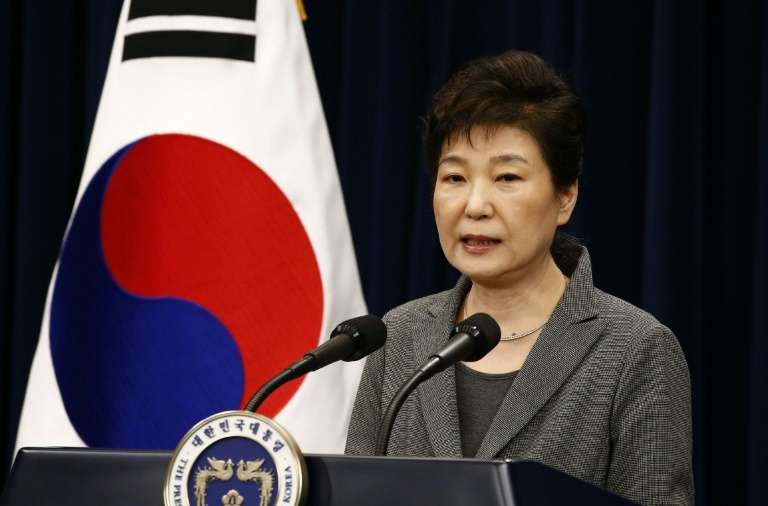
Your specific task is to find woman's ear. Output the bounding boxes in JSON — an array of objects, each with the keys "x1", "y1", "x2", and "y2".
[{"x1": 556, "y1": 181, "x2": 578, "y2": 226}]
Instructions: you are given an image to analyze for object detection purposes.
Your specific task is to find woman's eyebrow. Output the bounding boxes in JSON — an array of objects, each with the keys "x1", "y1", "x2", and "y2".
[
  {"x1": 491, "y1": 153, "x2": 529, "y2": 165},
  {"x1": 438, "y1": 153, "x2": 529, "y2": 167},
  {"x1": 438, "y1": 154, "x2": 468, "y2": 167}
]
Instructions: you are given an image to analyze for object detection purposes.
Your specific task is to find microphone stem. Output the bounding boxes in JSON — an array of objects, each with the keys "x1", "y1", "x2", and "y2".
[
  {"x1": 245, "y1": 356, "x2": 314, "y2": 412},
  {"x1": 375, "y1": 357, "x2": 440, "y2": 455}
]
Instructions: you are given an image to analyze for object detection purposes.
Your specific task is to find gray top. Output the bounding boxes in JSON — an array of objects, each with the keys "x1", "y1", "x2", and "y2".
[
  {"x1": 455, "y1": 363, "x2": 518, "y2": 457},
  {"x1": 345, "y1": 247, "x2": 694, "y2": 505}
]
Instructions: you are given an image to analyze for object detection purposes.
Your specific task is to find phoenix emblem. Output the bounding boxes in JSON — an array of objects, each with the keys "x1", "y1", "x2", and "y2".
[{"x1": 194, "y1": 457, "x2": 274, "y2": 506}]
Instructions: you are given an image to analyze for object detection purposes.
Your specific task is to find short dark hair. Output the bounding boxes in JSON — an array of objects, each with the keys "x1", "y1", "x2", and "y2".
[{"x1": 423, "y1": 50, "x2": 585, "y2": 193}]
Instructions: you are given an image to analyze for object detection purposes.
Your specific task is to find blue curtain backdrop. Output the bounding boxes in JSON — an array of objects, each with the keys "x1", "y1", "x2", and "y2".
[{"x1": 1, "y1": 2, "x2": 767, "y2": 504}]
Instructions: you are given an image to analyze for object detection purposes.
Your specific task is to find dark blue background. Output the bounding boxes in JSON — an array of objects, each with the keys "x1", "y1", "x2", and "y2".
[{"x1": 1, "y1": 2, "x2": 767, "y2": 505}]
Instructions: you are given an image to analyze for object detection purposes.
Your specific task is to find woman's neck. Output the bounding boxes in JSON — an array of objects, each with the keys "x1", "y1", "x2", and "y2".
[{"x1": 465, "y1": 253, "x2": 567, "y2": 333}]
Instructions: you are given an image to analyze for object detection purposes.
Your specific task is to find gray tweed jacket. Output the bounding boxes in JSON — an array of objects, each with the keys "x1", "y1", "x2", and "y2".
[{"x1": 345, "y1": 248, "x2": 693, "y2": 505}]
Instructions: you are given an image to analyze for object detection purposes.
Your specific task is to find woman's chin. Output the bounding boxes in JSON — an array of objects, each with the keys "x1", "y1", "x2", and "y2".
[
  {"x1": 452, "y1": 254, "x2": 542, "y2": 286},
  {"x1": 456, "y1": 263, "x2": 512, "y2": 284}
]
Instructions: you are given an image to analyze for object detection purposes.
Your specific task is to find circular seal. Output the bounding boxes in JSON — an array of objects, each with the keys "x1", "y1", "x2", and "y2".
[{"x1": 163, "y1": 411, "x2": 306, "y2": 506}]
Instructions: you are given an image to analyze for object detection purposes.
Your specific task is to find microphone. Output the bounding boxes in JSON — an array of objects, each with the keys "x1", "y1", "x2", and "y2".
[
  {"x1": 374, "y1": 313, "x2": 501, "y2": 455},
  {"x1": 245, "y1": 314, "x2": 387, "y2": 413}
]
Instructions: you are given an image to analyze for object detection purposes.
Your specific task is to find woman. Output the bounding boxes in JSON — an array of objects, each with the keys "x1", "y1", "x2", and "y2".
[{"x1": 345, "y1": 50, "x2": 693, "y2": 505}]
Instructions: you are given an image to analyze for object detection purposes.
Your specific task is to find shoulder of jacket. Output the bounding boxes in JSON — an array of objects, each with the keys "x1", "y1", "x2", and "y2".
[
  {"x1": 593, "y1": 289, "x2": 684, "y2": 361},
  {"x1": 594, "y1": 289, "x2": 666, "y2": 332},
  {"x1": 382, "y1": 288, "x2": 453, "y2": 324}
]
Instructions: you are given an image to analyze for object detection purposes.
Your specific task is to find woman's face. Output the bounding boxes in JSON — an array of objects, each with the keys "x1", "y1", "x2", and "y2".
[{"x1": 433, "y1": 125, "x2": 577, "y2": 285}]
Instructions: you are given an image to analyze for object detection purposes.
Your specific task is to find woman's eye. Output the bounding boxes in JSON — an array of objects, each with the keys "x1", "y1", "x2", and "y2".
[
  {"x1": 444, "y1": 174, "x2": 465, "y2": 183},
  {"x1": 496, "y1": 173, "x2": 520, "y2": 182}
]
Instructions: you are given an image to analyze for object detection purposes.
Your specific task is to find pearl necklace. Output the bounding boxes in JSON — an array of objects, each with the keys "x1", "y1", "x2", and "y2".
[{"x1": 462, "y1": 298, "x2": 546, "y2": 342}]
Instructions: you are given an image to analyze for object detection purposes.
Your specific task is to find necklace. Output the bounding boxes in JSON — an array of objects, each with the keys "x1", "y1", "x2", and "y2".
[{"x1": 462, "y1": 297, "x2": 546, "y2": 342}]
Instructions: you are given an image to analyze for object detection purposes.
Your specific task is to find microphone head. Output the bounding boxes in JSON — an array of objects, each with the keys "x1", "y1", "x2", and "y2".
[
  {"x1": 331, "y1": 314, "x2": 387, "y2": 362},
  {"x1": 452, "y1": 312, "x2": 501, "y2": 362}
]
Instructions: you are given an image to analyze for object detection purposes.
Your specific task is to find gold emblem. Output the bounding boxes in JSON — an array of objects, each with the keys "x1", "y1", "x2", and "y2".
[
  {"x1": 194, "y1": 458, "x2": 235, "y2": 506},
  {"x1": 236, "y1": 459, "x2": 274, "y2": 506},
  {"x1": 164, "y1": 411, "x2": 306, "y2": 506},
  {"x1": 221, "y1": 490, "x2": 244, "y2": 505},
  {"x1": 193, "y1": 458, "x2": 273, "y2": 506}
]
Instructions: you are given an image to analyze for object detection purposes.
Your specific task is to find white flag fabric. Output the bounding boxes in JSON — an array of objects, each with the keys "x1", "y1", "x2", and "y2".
[{"x1": 16, "y1": 0, "x2": 365, "y2": 454}]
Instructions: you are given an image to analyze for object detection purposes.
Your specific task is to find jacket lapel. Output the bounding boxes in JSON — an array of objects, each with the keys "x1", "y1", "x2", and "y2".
[
  {"x1": 413, "y1": 278, "x2": 471, "y2": 458},
  {"x1": 475, "y1": 250, "x2": 605, "y2": 459}
]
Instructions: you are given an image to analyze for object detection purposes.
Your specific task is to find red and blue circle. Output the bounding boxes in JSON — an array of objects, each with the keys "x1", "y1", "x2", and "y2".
[{"x1": 50, "y1": 134, "x2": 323, "y2": 448}]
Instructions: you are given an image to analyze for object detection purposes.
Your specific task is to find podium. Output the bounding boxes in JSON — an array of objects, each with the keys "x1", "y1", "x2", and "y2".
[{"x1": 0, "y1": 447, "x2": 634, "y2": 505}]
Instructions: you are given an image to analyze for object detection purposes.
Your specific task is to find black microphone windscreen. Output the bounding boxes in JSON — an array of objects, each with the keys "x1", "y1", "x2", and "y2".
[
  {"x1": 332, "y1": 314, "x2": 387, "y2": 362},
  {"x1": 453, "y1": 312, "x2": 501, "y2": 361}
]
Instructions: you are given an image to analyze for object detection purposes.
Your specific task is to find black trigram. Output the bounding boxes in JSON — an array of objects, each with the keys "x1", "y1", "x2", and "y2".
[{"x1": 123, "y1": 0, "x2": 257, "y2": 62}]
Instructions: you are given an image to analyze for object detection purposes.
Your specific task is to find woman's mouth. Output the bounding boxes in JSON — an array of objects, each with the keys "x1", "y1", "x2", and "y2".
[{"x1": 461, "y1": 235, "x2": 501, "y2": 253}]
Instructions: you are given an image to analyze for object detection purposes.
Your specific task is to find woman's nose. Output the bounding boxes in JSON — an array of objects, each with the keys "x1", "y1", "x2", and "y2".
[{"x1": 464, "y1": 183, "x2": 493, "y2": 219}]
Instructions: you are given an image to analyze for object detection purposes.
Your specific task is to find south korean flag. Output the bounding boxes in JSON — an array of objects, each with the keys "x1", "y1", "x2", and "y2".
[{"x1": 16, "y1": 0, "x2": 367, "y2": 454}]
